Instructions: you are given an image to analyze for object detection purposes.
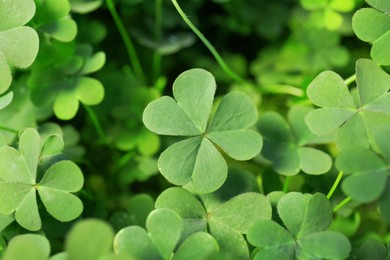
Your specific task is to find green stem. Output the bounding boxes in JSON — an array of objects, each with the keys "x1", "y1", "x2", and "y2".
[
  {"x1": 344, "y1": 74, "x2": 356, "y2": 85},
  {"x1": 327, "y1": 171, "x2": 344, "y2": 199},
  {"x1": 171, "y1": 0, "x2": 248, "y2": 85},
  {"x1": 257, "y1": 175, "x2": 264, "y2": 194},
  {"x1": 283, "y1": 176, "x2": 290, "y2": 193},
  {"x1": 262, "y1": 84, "x2": 304, "y2": 97},
  {"x1": 0, "y1": 125, "x2": 18, "y2": 134},
  {"x1": 83, "y1": 105, "x2": 110, "y2": 146},
  {"x1": 152, "y1": 0, "x2": 163, "y2": 83},
  {"x1": 333, "y1": 197, "x2": 352, "y2": 212},
  {"x1": 106, "y1": 0, "x2": 145, "y2": 84}
]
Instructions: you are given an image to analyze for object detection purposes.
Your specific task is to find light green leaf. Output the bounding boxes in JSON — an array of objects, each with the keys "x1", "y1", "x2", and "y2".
[
  {"x1": 75, "y1": 77, "x2": 105, "y2": 105},
  {"x1": 366, "y1": 0, "x2": 390, "y2": 12},
  {"x1": 371, "y1": 31, "x2": 390, "y2": 66},
  {"x1": 0, "y1": 56, "x2": 12, "y2": 94},
  {"x1": 173, "y1": 69, "x2": 215, "y2": 133},
  {"x1": 307, "y1": 71, "x2": 355, "y2": 109},
  {"x1": 305, "y1": 108, "x2": 355, "y2": 135},
  {"x1": 208, "y1": 219, "x2": 249, "y2": 259},
  {"x1": 143, "y1": 97, "x2": 201, "y2": 136},
  {"x1": 126, "y1": 194, "x2": 155, "y2": 227},
  {"x1": 209, "y1": 92, "x2": 258, "y2": 131},
  {"x1": 207, "y1": 130, "x2": 262, "y2": 160},
  {"x1": 0, "y1": 146, "x2": 33, "y2": 185},
  {"x1": 379, "y1": 179, "x2": 390, "y2": 223},
  {"x1": 300, "y1": 0, "x2": 327, "y2": 10},
  {"x1": 173, "y1": 232, "x2": 219, "y2": 260},
  {"x1": 324, "y1": 9, "x2": 343, "y2": 30},
  {"x1": 336, "y1": 113, "x2": 370, "y2": 149},
  {"x1": 79, "y1": 52, "x2": 106, "y2": 74},
  {"x1": 39, "y1": 160, "x2": 83, "y2": 191},
  {"x1": 40, "y1": 18, "x2": 78, "y2": 42},
  {"x1": 0, "y1": 91, "x2": 13, "y2": 110},
  {"x1": 330, "y1": 0, "x2": 355, "y2": 12},
  {"x1": 0, "y1": 0, "x2": 35, "y2": 31},
  {"x1": 298, "y1": 147, "x2": 332, "y2": 175},
  {"x1": 357, "y1": 59, "x2": 390, "y2": 105},
  {"x1": 14, "y1": 190, "x2": 41, "y2": 231},
  {"x1": 54, "y1": 91, "x2": 79, "y2": 120},
  {"x1": 2, "y1": 234, "x2": 50, "y2": 260},
  {"x1": 18, "y1": 128, "x2": 41, "y2": 181},
  {"x1": 114, "y1": 226, "x2": 162, "y2": 260},
  {"x1": 336, "y1": 147, "x2": 387, "y2": 173},
  {"x1": 70, "y1": 0, "x2": 103, "y2": 14},
  {"x1": 38, "y1": 188, "x2": 83, "y2": 221},
  {"x1": 146, "y1": 209, "x2": 183, "y2": 259},
  {"x1": 247, "y1": 220, "x2": 295, "y2": 247},
  {"x1": 298, "y1": 231, "x2": 351, "y2": 259},
  {"x1": 0, "y1": 213, "x2": 14, "y2": 232},
  {"x1": 0, "y1": 183, "x2": 32, "y2": 215},
  {"x1": 66, "y1": 219, "x2": 115, "y2": 260},
  {"x1": 352, "y1": 8, "x2": 390, "y2": 42},
  {"x1": 277, "y1": 192, "x2": 306, "y2": 237},
  {"x1": 41, "y1": 134, "x2": 65, "y2": 157},
  {"x1": 342, "y1": 170, "x2": 388, "y2": 203},
  {"x1": 210, "y1": 193, "x2": 272, "y2": 234},
  {"x1": 253, "y1": 246, "x2": 295, "y2": 260}
]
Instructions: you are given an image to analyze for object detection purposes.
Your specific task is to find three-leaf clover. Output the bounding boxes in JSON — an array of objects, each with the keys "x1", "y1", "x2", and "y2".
[
  {"x1": 247, "y1": 192, "x2": 351, "y2": 259},
  {"x1": 29, "y1": 44, "x2": 105, "y2": 120},
  {"x1": 258, "y1": 106, "x2": 333, "y2": 176},
  {"x1": 305, "y1": 58, "x2": 390, "y2": 149},
  {"x1": 353, "y1": 0, "x2": 390, "y2": 65},
  {"x1": 0, "y1": 0, "x2": 39, "y2": 94},
  {"x1": 143, "y1": 68, "x2": 262, "y2": 193},
  {"x1": 0, "y1": 128, "x2": 84, "y2": 231},
  {"x1": 155, "y1": 187, "x2": 272, "y2": 258},
  {"x1": 114, "y1": 208, "x2": 219, "y2": 260}
]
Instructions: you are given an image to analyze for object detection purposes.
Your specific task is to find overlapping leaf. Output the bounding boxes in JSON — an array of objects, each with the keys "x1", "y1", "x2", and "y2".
[
  {"x1": 258, "y1": 106, "x2": 333, "y2": 176},
  {"x1": 247, "y1": 192, "x2": 351, "y2": 259},
  {"x1": 114, "y1": 208, "x2": 219, "y2": 259},
  {"x1": 155, "y1": 187, "x2": 271, "y2": 258},
  {"x1": 0, "y1": 0, "x2": 39, "y2": 94},
  {"x1": 32, "y1": 0, "x2": 77, "y2": 42},
  {"x1": 0, "y1": 128, "x2": 84, "y2": 231},
  {"x1": 1, "y1": 234, "x2": 50, "y2": 260},
  {"x1": 306, "y1": 58, "x2": 390, "y2": 149},
  {"x1": 29, "y1": 44, "x2": 105, "y2": 120},
  {"x1": 353, "y1": 2, "x2": 390, "y2": 65},
  {"x1": 143, "y1": 68, "x2": 262, "y2": 193}
]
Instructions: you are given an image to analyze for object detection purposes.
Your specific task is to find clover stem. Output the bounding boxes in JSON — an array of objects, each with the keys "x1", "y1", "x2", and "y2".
[
  {"x1": 333, "y1": 197, "x2": 352, "y2": 212},
  {"x1": 106, "y1": 0, "x2": 146, "y2": 84},
  {"x1": 171, "y1": 0, "x2": 248, "y2": 85},
  {"x1": 257, "y1": 175, "x2": 264, "y2": 194},
  {"x1": 0, "y1": 125, "x2": 18, "y2": 134},
  {"x1": 83, "y1": 105, "x2": 110, "y2": 147},
  {"x1": 327, "y1": 171, "x2": 344, "y2": 199},
  {"x1": 282, "y1": 176, "x2": 290, "y2": 193},
  {"x1": 344, "y1": 74, "x2": 356, "y2": 86},
  {"x1": 152, "y1": 0, "x2": 163, "y2": 84}
]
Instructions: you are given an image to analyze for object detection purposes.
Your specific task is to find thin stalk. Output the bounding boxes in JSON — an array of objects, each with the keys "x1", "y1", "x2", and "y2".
[
  {"x1": 333, "y1": 197, "x2": 352, "y2": 212},
  {"x1": 106, "y1": 0, "x2": 146, "y2": 83},
  {"x1": 171, "y1": 0, "x2": 248, "y2": 85},
  {"x1": 283, "y1": 176, "x2": 290, "y2": 193},
  {"x1": 0, "y1": 126, "x2": 18, "y2": 134},
  {"x1": 344, "y1": 74, "x2": 356, "y2": 86},
  {"x1": 327, "y1": 171, "x2": 344, "y2": 199},
  {"x1": 83, "y1": 105, "x2": 110, "y2": 146},
  {"x1": 152, "y1": 0, "x2": 163, "y2": 83},
  {"x1": 262, "y1": 84, "x2": 304, "y2": 97},
  {"x1": 257, "y1": 175, "x2": 264, "y2": 194}
]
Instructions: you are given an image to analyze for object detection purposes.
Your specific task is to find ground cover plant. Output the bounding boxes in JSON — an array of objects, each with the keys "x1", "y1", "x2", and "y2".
[{"x1": 1, "y1": 0, "x2": 390, "y2": 259}]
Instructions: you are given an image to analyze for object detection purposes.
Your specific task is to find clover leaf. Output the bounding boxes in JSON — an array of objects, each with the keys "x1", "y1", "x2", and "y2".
[
  {"x1": 247, "y1": 192, "x2": 351, "y2": 259},
  {"x1": 0, "y1": 0, "x2": 39, "y2": 94},
  {"x1": 305, "y1": 58, "x2": 390, "y2": 149},
  {"x1": 353, "y1": 2, "x2": 390, "y2": 65},
  {"x1": 0, "y1": 92, "x2": 13, "y2": 111},
  {"x1": 29, "y1": 44, "x2": 105, "y2": 120},
  {"x1": 143, "y1": 68, "x2": 262, "y2": 193},
  {"x1": 32, "y1": 0, "x2": 77, "y2": 42},
  {"x1": 1, "y1": 234, "x2": 50, "y2": 260},
  {"x1": 258, "y1": 106, "x2": 333, "y2": 176},
  {"x1": 69, "y1": 0, "x2": 103, "y2": 14},
  {"x1": 114, "y1": 208, "x2": 220, "y2": 260},
  {"x1": 0, "y1": 128, "x2": 84, "y2": 231},
  {"x1": 155, "y1": 187, "x2": 272, "y2": 258}
]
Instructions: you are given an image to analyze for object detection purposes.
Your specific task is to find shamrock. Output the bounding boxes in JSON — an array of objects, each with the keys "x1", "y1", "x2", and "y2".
[
  {"x1": 0, "y1": 128, "x2": 84, "y2": 231},
  {"x1": 143, "y1": 68, "x2": 262, "y2": 193}
]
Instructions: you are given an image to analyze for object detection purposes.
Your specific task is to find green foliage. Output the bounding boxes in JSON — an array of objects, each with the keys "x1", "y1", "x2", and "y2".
[
  {"x1": 1, "y1": 0, "x2": 390, "y2": 258},
  {"x1": 143, "y1": 68, "x2": 262, "y2": 193},
  {"x1": 0, "y1": 128, "x2": 83, "y2": 231},
  {"x1": 0, "y1": 0, "x2": 39, "y2": 94},
  {"x1": 247, "y1": 192, "x2": 351, "y2": 259},
  {"x1": 258, "y1": 106, "x2": 333, "y2": 176}
]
